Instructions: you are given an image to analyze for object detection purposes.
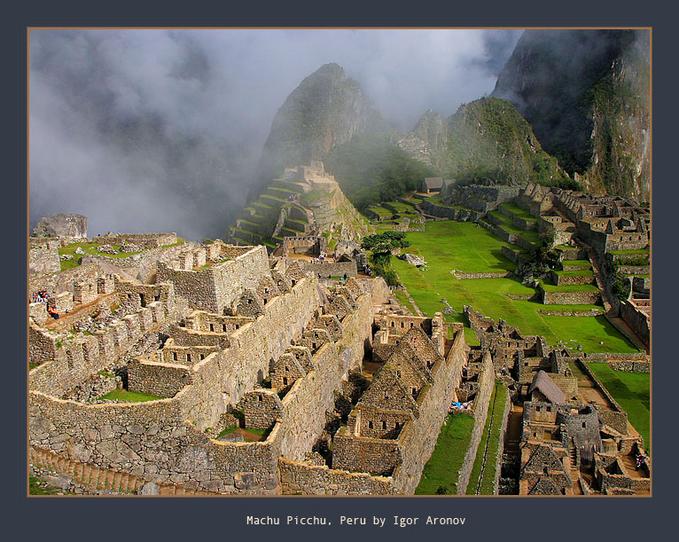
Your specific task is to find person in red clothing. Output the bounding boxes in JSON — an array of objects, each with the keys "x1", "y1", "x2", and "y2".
[{"x1": 47, "y1": 303, "x2": 60, "y2": 320}]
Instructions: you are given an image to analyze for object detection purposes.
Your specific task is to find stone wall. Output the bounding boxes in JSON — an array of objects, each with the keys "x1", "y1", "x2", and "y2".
[
  {"x1": 279, "y1": 458, "x2": 395, "y2": 495},
  {"x1": 541, "y1": 289, "x2": 601, "y2": 305},
  {"x1": 29, "y1": 238, "x2": 61, "y2": 275},
  {"x1": 29, "y1": 390, "x2": 282, "y2": 494},
  {"x1": 390, "y1": 328, "x2": 468, "y2": 494},
  {"x1": 492, "y1": 387, "x2": 512, "y2": 495},
  {"x1": 156, "y1": 245, "x2": 270, "y2": 314},
  {"x1": 453, "y1": 271, "x2": 511, "y2": 280},
  {"x1": 620, "y1": 300, "x2": 650, "y2": 349},
  {"x1": 29, "y1": 298, "x2": 174, "y2": 396},
  {"x1": 418, "y1": 200, "x2": 480, "y2": 221},
  {"x1": 128, "y1": 358, "x2": 193, "y2": 398},
  {"x1": 456, "y1": 351, "x2": 495, "y2": 494},
  {"x1": 81, "y1": 242, "x2": 189, "y2": 283},
  {"x1": 276, "y1": 290, "x2": 373, "y2": 460},
  {"x1": 443, "y1": 184, "x2": 521, "y2": 213},
  {"x1": 296, "y1": 260, "x2": 358, "y2": 278}
]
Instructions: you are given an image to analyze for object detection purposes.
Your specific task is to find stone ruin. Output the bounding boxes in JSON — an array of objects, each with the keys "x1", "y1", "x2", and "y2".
[
  {"x1": 464, "y1": 306, "x2": 650, "y2": 496},
  {"x1": 28, "y1": 233, "x2": 474, "y2": 496}
]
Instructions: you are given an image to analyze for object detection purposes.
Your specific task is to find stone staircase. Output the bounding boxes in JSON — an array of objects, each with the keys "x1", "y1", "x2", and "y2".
[{"x1": 30, "y1": 447, "x2": 217, "y2": 496}]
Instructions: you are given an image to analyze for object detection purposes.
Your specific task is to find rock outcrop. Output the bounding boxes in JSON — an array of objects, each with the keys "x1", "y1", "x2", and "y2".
[{"x1": 33, "y1": 214, "x2": 88, "y2": 239}]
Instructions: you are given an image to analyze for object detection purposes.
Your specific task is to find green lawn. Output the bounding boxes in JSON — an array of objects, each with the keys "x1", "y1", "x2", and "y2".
[
  {"x1": 467, "y1": 382, "x2": 508, "y2": 495},
  {"x1": 99, "y1": 389, "x2": 163, "y2": 402},
  {"x1": 499, "y1": 202, "x2": 535, "y2": 221},
  {"x1": 561, "y1": 259, "x2": 592, "y2": 270},
  {"x1": 392, "y1": 221, "x2": 639, "y2": 353},
  {"x1": 555, "y1": 269, "x2": 594, "y2": 278},
  {"x1": 29, "y1": 475, "x2": 65, "y2": 495},
  {"x1": 59, "y1": 241, "x2": 143, "y2": 271},
  {"x1": 587, "y1": 363, "x2": 651, "y2": 451},
  {"x1": 415, "y1": 413, "x2": 475, "y2": 495},
  {"x1": 393, "y1": 289, "x2": 418, "y2": 315}
]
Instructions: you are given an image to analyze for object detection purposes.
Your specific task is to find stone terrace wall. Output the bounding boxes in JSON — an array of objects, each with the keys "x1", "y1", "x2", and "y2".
[
  {"x1": 29, "y1": 391, "x2": 281, "y2": 494},
  {"x1": 620, "y1": 300, "x2": 650, "y2": 350},
  {"x1": 279, "y1": 458, "x2": 395, "y2": 495},
  {"x1": 29, "y1": 239, "x2": 61, "y2": 275},
  {"x1": 128, "y1": 358, "x2": 193, "y2": 398},
  {"x1": 174, "y1": 277, "x2": 323, "y2": 429},
  {"x1": 296, "y1": 260, "x2": 357, "y2": 278},
  {"x1": 456, "y1": 351, "x2": 495, "y2": 494},
  {"x1": 390, "y1": 328, "x2": 468, "y2": 494},
  {"x1": 541, "y1": 289, "x2": 601, "y2": 305},
  {"x1": 278, "y1": 292, "x2": 373, "y2": 460},
  {"x1": 156, "y1": 245, "x2": 270, "y2": 314},
  {"x1": 492, "y1": 386, "x2": 512, "y2": 495},
  {"x1": 29, "y1": 298, "x2": 175, "y2": 396},
  {"x1": 82, "y1": 242, "x2": 189, "y2": 283}
]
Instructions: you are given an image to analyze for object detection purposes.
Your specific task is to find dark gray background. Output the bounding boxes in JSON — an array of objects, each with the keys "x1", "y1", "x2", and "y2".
[{"x1": 2, "y1": 1, "x2": 675, "y2": 540}]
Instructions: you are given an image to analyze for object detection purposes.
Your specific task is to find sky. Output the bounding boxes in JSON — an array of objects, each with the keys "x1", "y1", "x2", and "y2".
[{"x1": 29, "y1": 29, "x2": 521, "y2": 239}]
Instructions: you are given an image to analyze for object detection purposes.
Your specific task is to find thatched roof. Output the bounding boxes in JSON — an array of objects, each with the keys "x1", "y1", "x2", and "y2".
[{"x1": 529, "y1": 370, "x2": 566, "y2": 405}]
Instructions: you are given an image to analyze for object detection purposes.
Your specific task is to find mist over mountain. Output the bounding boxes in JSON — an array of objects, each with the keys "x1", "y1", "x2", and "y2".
[
  {"x1": 253, "y1": 63, "x2": 390, "y2": 199},
  {"x1": 29, "y1": 29, "x2": 519, "y2": 239},
  {"x1": 493, "y1": 29, "x2": 650, "y2": 201}
]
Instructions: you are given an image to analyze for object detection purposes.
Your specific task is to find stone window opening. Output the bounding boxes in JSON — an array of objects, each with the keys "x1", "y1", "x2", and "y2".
[
  {"x1": 187, "y1": 353, "x2": 192, "y2": 363},
  {"x1": 382, "y1": 421, "x2": 387, "y2": 430},
  {"x1": 222, "y1": 324, "x2": 227, "y2": 332},
  {"x1": 411, "y1": 387, "x2": 417, "y2": 399},
  {"x1": 391, "y1": 321, "x2": 395, "y2": 328},
  {"x1": 368, "y1": 421, "x2": 373, "y2": 429},
  {"x1": 546, "y1": 405, "x2": 552, "y2": 412},
  {"x1": 582, "y1": 422, "x2": 587, "y2": 429},
  {"x1": 154, "y1": 293, "x2": 161, "y2": 302},
  {"x1": 258, "y1": 395, "x2": 263, "y2": 402},
  {"x1": 139, "y1": 293, "x2": 146, "y2": 307},
  {"x1": 536, "y1": 405, "x2": 541, "y2": 412},
  {"x1": 210, "y1": 323, "x2": 215, "y2": 332},
  {"x1": 173, "y1": 352, "x2": 178, "y2": 361},
  {"x1": 395, "y1": 422, "x2": 401, "y2": 430},
  {"x1": 199, "y1": 353, "x2": 205, "y2": 361},
  {"x1": 283, "y1": 377, "x2": 288, "y2": 386}
]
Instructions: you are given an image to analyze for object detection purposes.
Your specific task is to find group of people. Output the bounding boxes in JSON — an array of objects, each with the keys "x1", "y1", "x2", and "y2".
[
  {"x1": 31, "y1": 289, "x2": 50, "y2": 304},
  {"x1": 30, "y1": 289, "x2": 60, "y2": 319}
]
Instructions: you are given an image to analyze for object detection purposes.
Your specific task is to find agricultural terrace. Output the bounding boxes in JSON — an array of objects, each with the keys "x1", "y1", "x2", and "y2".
[{"x1": 391, "y1": 221, "x2": 639, "y2": 354}]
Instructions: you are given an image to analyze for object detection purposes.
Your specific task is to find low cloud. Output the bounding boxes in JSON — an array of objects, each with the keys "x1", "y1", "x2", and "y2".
[{"x1": 30, "y1": 29, "x2": 521, "y2": 239}]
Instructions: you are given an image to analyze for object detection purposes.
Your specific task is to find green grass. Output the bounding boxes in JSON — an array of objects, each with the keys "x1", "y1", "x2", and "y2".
[
  {"x1": 587, "y1": 363, "x2": 650, "y2": 451},
  {"x1": 467, "y1": 382, "x2": 508, "y2": 495},
  {"x1": 561, "y1": 259, "x2": 591, "y2": 270},
  {"x1": 99, "y1": 389, "x2": 163, "y2": 402},
  {"x1": 59, "y1": 241, "x2": 143, "y2": 271},
  {"x1": 555, "y1": 269, "x2": 594, "y2": 278},
  {"x1": 393, "y1": 289, "x2": 418, "y2": 315},
  {"x1": 499, "y1": 202, "x2": 535, "y2": 221},
  {"x1": 368, "y1": 206, "x2": 394, "y2": 219},
  {"x1": 392, "y1": 221, "x2": 639, "y2": 354},
  {"x1": 609, "y1": 248, "x2": 650, "y2": 256},
  {"x1": 29, "y1": 475, "x2": 64, "y2": 495},
  {"x1": 540, "y1": 282, "x2": 599, "y2": 293},
  {"x1": 415, "y1": 413, "x2": 475, "y2": 495}
]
